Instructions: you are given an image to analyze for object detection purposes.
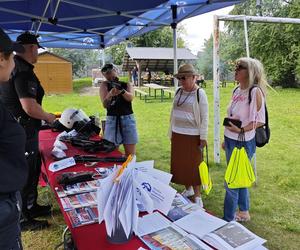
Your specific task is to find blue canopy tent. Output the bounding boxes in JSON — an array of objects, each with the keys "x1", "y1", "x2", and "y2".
[
  {"x1": 0, "y1": 0, "x2": 244, "y2": 49},
  {"x1": 1, "y1": 0, "x2": 246, "y2": 164}
]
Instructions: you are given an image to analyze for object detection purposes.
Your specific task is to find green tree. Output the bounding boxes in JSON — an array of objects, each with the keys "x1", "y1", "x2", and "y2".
[
  {"x1": 50, "y1": 48, "x2": 100, "y2": 77},
  {"x1": 131, "y1": 26, "x2": 185, "y2": 48},
  {"x1": 105, "y1": 26, "x2": 186, "y2": 65},
  {"x1": 196, "y1": 36, "x2": 213, "y2": 79},
  {"x1": 227, "y1": 0, "x2": 300, "y2": 87},
  {"x1": 196, "y1": 33, "x2": 234, "y2": 80}
]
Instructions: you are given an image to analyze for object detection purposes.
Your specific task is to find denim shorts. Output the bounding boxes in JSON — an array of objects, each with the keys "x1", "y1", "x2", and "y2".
[{"x1": 104, "y1": 114, "x2": 138, "y2": 145}]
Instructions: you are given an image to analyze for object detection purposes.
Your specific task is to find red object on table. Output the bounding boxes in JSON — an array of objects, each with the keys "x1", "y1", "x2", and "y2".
[{"x1": 39, "y1": 129, "x2": 146, "y2": 250}]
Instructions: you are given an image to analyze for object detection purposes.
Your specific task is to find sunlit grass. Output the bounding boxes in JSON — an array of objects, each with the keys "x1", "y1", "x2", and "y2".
[{"x1": 23, "y1": 82, "x2": 300, "y2": 249}]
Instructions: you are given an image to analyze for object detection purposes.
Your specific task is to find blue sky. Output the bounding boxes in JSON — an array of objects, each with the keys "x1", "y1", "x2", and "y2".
[{"x1": 180, "y1": 6, "x2": 233, "y2": 54}]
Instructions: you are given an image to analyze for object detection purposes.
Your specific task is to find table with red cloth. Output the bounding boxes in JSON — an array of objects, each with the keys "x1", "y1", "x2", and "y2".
[{"x1": 39, "y1": 129, "x2": 146, "y2": 250}]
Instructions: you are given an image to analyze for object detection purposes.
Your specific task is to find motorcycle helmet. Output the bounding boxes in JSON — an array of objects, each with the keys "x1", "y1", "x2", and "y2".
[{"x1": 59, "y1": 108, "x2": 90, "y2": 129}]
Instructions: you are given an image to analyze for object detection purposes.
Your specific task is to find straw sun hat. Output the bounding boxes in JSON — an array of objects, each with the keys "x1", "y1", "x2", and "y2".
[{"x1": 174, "y1": 64, "x2": 199, "y2": 77}]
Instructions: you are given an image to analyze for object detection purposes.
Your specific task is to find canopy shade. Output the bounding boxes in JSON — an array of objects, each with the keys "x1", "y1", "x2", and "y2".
[
  {"x1": 0, "y1": 0, "x2": 244, "y2": 49},
  {"x1": 122, "y1": 47, "x2": 197, "y2": 72}
]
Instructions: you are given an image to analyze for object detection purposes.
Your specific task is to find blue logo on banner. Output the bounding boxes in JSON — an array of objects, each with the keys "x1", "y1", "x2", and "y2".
[{"x1": 141, "y1": 182, "x2": 151, "y2": 192}]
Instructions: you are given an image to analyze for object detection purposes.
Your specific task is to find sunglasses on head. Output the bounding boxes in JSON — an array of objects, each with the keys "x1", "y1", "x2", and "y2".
[
  {"x1": 101, "y1": 64, "x2": 114, "y2": 73},
  {"x1": 235, "y1": 64, "x2": 247, "y2": 71}
]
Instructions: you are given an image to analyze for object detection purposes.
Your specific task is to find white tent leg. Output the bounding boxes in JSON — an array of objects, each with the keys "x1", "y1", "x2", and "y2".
[
  {"x1": 213, "y1": 15, "x2": 221, "y2": 164},
  {"x1": 173, "y1": 27, "x2": 178, "y2": 89}
]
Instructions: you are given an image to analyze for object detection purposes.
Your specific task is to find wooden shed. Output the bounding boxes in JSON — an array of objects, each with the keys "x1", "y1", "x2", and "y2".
[{"x1": 34, "y1": 51, "x2": 72, "y2": 94}]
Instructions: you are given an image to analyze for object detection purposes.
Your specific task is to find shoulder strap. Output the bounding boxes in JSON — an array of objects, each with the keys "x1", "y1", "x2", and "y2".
[
  {"x1": 250, "y1": 85, "x2": 269, "y2": 130},
  {"x1": 233, "y1": 86, "x2": 239, "y2": 95},
  {"x1": 175, "y1": 87, "x2": 200, "y2": 103},
  {"x1": 248, "y1": 84, "x2": 258, "y2": 104},
  {"x1": 264, "y1": 103, "x2": 269, "y2": 127},
  {"x1": 175, "y1": 87, "x2": 181, "y2": 96}
]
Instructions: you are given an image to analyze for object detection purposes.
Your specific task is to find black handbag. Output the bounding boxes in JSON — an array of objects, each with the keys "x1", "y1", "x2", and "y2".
[{"x1": 255, "y1": 104, "x2": 270, "y2": 147}]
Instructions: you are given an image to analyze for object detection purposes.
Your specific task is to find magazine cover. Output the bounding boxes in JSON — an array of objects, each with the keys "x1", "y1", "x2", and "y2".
[
  {"x1": 66, "y1": 207, "x2": 98, "y2": 228},
  {"x1": 140, "y1": 225, "x2": 212, "y2": 250},
  {"x1": 203, "y1": 222, "x2": 266, "y2": 250}
]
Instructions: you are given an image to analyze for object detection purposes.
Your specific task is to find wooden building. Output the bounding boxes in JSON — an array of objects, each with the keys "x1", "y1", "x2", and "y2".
[{"x1": 34, "y1": 51, "x2": 72, "y2": 94}]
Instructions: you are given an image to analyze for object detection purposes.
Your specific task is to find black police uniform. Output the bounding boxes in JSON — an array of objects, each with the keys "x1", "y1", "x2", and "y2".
[
  {"x1": 0, "y1": 55, "x2": 45, "y2": 218},
  {"x1": 0, "y1": 101, "x2": 27, "y2": 249}
]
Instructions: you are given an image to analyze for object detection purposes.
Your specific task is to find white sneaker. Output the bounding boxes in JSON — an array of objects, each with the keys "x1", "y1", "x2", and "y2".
[
  {"x1": 194, "y1": 196, "x2": 204, "y2": 208},
  {"x1": 181, "y1": 187, "x2": 195, "y2": 197}
]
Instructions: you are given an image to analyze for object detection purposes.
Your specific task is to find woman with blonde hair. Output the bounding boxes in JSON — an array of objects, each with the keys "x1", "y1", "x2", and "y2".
[{"x1": 222, "y1": 57, "x2": 267, "y2": 222}]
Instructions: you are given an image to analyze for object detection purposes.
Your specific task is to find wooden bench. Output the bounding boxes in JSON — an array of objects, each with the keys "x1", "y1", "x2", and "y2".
[
  {"x1": 163, "y1": 88, "x2": 175, "y2": 98},
  {"x1": 134, "y1": 88, "x2": 148, "y2": 102}
]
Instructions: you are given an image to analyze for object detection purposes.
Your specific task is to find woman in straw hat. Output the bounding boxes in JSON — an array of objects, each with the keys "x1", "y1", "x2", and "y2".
[
  {"x1": 169, "y1": 64, "x2": 208, "y2": 207},
  {"x1": 0, "y1": 28, "x2": 27, "y2": 249}
]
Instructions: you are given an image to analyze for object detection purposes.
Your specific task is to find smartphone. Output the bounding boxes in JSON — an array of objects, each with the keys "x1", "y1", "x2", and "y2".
[{"x1": 223, "y1": 118, "x2": 242, "y2": 128}]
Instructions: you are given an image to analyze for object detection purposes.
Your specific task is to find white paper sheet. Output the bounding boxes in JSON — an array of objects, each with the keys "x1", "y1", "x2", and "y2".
[
  {"x1": 103, "y1": 183, "x2": 118, "y2": 236},
  {"x1": 174, "y1": 210, "x2": 227, "y2": 238},
  {"x1": 148, "y1": 168, "x2": 173, "y2": 185},
  {"x1": 48, "y1": 157, "x2": 76, "y2": 172},
  {"x1": 135, "y1": 171, "x2": 176, "y2": 215},
  {"x1": 134, "y1": 160, "x2": 154, "y2": 172},
  {"x1": 133, "y1": 179, "x2": 154, "y2": 214},
  {"x1": 97, "y1": 166, "x2": 119, "y2": 223},
  {"x1": 119, "y1": 184, "x2": 133, "y2": 238},
  {"x1": 136, "y1": 212, "x2": 172, "y2": 236}
]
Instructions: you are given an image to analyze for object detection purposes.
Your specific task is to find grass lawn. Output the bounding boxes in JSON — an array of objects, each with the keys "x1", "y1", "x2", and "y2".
[{"x1": 22, "y1": 81, "x2": 300, "y2": 249}]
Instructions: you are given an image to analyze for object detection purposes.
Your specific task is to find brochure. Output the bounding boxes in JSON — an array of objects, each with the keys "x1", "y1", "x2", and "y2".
[
  {"x1": 174, "y1": 210, "x2": 266, "y2": 250},
  {"x1": 55, "y1": 180, "x2": 99, "y2": 197},
  {"x1": 49, "y1": 157, "x2": 76, "y2": 172},
  {"x1": 66, "y1": 206, "x2": 98, "y2": 228},
  {"x1": 202, "y1": 221, "x2": 266, "y2": 250},
  {"x1": 60, "y1": 191, "x2": 97, "y2": 211},
  {"x1": 136, "y1": 212, "x2": 212, "y2": 250},
  {"x1": 140, "y1": 225, "x2": 213, "y2": 250},
  {"x1": 167, "y1": 194, "x2": 203, "y2": 221}
]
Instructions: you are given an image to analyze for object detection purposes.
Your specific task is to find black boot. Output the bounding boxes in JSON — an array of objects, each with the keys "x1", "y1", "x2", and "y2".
[
  {"x1": 20, "y1": 217, "x2": 49, "y2": 231},
  {"x1": 27, "y1": 203, "x2": 51, "y2": 218}
]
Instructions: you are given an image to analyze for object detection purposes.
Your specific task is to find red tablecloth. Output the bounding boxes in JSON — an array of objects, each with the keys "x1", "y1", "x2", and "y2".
[{"x1": 39, "y1": 129, "x2": 146, "y2": 250}]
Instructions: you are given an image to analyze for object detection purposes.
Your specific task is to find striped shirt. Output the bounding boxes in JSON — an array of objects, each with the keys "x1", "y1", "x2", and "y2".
[{"x1": 172, "y1": 89, "x2": 199, "y2": 135}]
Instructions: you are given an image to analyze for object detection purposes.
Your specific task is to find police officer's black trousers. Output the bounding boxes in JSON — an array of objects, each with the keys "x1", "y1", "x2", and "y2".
[
  {"x1": 0, "y1": 192, "x2": 23, "y2": 250},
  {"x1": 21, "y1": 130, "x2": 41, "y2": 218}
]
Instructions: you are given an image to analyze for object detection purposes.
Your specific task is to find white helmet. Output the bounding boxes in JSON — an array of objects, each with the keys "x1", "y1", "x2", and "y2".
[{"x1": 59, "y1": 108, "x2": 90, "y2": 129}]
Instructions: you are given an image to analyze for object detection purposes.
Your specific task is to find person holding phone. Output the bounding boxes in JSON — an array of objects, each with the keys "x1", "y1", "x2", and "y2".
[
  {"x1": 222, "y1": 57, "x2": 267, "y2": 222},
  {"x1": 99, "y1": 64, "x2": 138, "y2": 156}
]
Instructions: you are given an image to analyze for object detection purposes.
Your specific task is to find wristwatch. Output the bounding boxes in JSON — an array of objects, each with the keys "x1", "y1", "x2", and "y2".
[{"x1": 120, "y1": 89, "x2": 126, "y2": 95}]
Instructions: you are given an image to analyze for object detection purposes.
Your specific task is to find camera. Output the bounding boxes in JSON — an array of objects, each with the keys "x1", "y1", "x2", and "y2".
[
  {"x1": 109, "y1": 77, "x2": 126, "y2": 90},
  {"x1": 110, "y1": 81, "x2": 123, "y2": 90}
]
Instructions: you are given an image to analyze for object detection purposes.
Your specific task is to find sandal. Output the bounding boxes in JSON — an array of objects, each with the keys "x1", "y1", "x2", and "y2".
[{"x1": 235, "y1": 211, "x2": 250, "y2": 222}]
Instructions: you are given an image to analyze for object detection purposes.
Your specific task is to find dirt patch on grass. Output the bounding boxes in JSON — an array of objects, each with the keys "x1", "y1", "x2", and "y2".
[{"x1": 79, "y1": 86, "x2": 99, "y2": 96}]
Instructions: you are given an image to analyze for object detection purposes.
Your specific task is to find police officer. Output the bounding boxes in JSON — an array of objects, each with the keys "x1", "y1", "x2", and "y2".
[
  {"x1": 0, "y1": 31, "x2": 56, "y2": 230},
  {"x1": 0, "y1": 28, "x2": 27, "y2": 249}
]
